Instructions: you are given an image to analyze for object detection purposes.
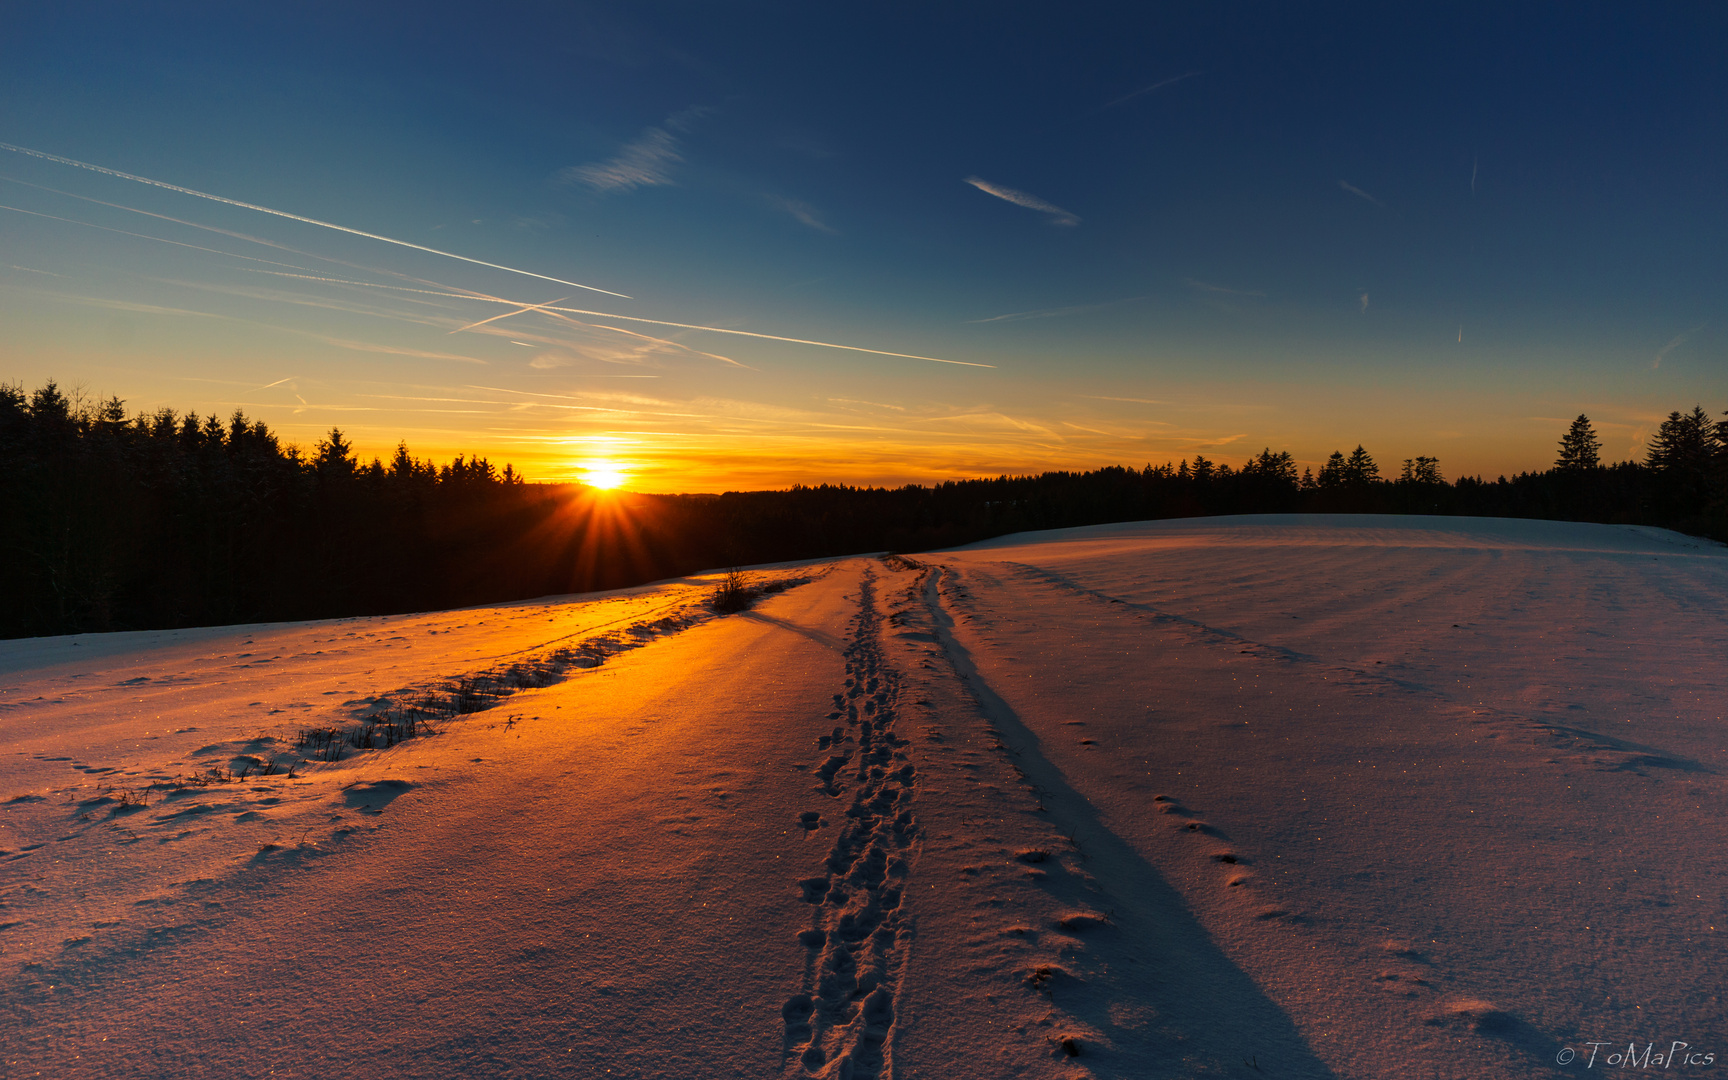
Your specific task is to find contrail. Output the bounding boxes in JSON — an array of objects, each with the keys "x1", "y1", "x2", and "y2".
[
  {"x1": 0, "y1": 201, "x2": 308, "y2": 270},
  {"x1": 449, "y1": 297, "x2": 572, "y2": 334},
  {"x1": 237, "y1": 271, "x2": 989, "y2": 367},
  {"x1": 0, "y1": 142, "x2": 631, "y2": 298},
  {"x1": 963, "y1": 176, "x2": 1080, "y2": 227},
  {"x1": 536, "y1": 304, "x2": 994, "y2": 367},
  {"x1": 1104, "y1": 71, "x2": 1202, "y2": 109},
  {"x1": 1339, "y1": 180, "x2": 1383, "y2": 208},
  {"x1": 238, "y1": 265, "x2": 988, "y2": 368}
]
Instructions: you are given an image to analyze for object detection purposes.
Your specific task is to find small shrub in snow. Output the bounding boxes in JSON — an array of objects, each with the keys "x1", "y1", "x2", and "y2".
[{"x1": 712, "y1": 569, "x2": 754, "y2": 613}]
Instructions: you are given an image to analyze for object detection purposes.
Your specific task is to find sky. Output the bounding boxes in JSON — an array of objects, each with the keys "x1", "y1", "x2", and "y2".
[{"x1": 2, "y1": 2, "x2": 1724, "y2": 491}]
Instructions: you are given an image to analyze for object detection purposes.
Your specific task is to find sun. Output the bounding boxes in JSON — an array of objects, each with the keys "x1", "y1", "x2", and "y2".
[{"x1": 581, "y1": 460, "x2": 628, "y2": 490}]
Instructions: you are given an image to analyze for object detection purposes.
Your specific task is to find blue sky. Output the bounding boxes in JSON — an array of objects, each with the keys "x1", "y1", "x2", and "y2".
[{"x1": 2, "y1": 3, "x2": 1724, "y2": 488}]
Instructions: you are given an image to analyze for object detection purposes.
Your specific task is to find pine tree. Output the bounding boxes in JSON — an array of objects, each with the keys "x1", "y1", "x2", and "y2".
[
  {"x1": 1646, "y1": 406, "x2": 1721, "y2": 521},
  {"x1": 1555, "y1": 415, "x2": 1602, "y2": 471},
  {"x1": 1243, "y1": 447, "x2": 1297, "y2": 483},
  {"x1": 1342, "y1": 445, "x2": 1379, "y2": 485},
  {"x1": 314, "y1": 428, "x2": 357, "y2": 482},
  {"x1": 1317, "y1": 451, "x2": 1347, "y2": 488},
  {"x1": 1646, "y1": 407, "x2": 1715, "y2": 473},
  {"x1": 1400, "y1": 456, "x2": 1442, "y2": 484}
]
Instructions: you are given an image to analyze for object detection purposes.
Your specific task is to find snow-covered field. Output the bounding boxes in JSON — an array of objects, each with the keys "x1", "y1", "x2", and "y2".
[{"x1": 3, "y1": 514, "x2": 1724, "y2": 1079}]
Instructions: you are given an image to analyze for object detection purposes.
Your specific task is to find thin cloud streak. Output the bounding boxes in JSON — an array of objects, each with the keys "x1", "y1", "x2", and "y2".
[
  {"x1": 1104, "y1": 71, "x2": 1201, "y2": 109},
  {"x1": 535, "y1": 304, "x2": 992, "y2": 367},
  {"x1": 7, "y1": 177, "x2": 968, "y2": 372},
  {"x1": 768, "y1": 196, "x2": 836, "y2": 234},
  {"x1": 44, "y1": 292, "x2": 224, "y2": 319},
  {"x1": 1082, "y1": 395, "x2": 1167, "y2": 406},
  {"x1": 560, "y1": 127, "x2": 682, "y2": 191},
  {"x1": 963, "y1": 177, "x2": 1079, "y2": 226},
  {"x1": 235, "y1": 268, "x2": 899, "y2": 370},
  {"x1": 0, "y1": 200, "x2": 310, "y2": 270},
  {"x1": 306, "y1": 335, "x2": 490, "y2": 364},
  {"x1": 1652, "y1": 323, "x2": 1706, "y2": 369},
  {"x1": 1339, "y1": 180, "x2": 1384, "y2": 207},
  {"x1": 1, "y1": 175, "x2": 371, "y2": 271},
  {"x1": 448, "y1": 297, "x2": 572, "y2": 334},
  {"x1": 0, "y1": 142, "x2": 631, "y2": 297}
]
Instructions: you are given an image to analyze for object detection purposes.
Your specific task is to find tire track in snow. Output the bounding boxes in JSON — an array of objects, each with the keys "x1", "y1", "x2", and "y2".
[{"x1": 783, "y1": 566, "x2": 921, "y2": 1079}]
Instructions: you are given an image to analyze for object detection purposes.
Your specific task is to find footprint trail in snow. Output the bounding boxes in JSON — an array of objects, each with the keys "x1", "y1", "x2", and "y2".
[{"x1": 784, "y1": 566, "x2": 920, "y2": 1079}]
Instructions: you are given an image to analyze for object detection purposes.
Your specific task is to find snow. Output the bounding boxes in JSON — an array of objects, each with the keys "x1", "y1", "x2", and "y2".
[{"x1": 3, "y1": 515, "x2": 1725, "y2": 1078}]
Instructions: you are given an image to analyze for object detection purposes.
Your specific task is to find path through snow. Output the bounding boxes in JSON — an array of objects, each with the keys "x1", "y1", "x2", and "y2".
[{"x1": 2, "y1": 515, "x2": 1724, "y2": 1078}]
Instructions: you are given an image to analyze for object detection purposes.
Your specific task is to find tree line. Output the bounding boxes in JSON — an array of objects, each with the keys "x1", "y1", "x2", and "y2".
[{"x1": 3, "y1": 380, "x2": 1724, "y2": 638}]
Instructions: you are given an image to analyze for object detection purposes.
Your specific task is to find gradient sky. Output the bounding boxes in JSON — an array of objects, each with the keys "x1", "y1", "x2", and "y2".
[{"x1": 3, "y1": 3, "x2": 1724, "y2": 491}]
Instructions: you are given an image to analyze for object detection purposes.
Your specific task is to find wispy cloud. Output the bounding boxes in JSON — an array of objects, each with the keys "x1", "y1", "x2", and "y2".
[
  {"x1": 1339, "y1": 180, "x2": 1384, "y2": 208},
  {"x1": 308, "y1": 335, "x2": 490, "y2": 364},
  {"x1": 968, "y1": 297, "x2": 1142, "y2": 323},
  {"x1": 1359, "y1": 291, "x2": 1370, "y2": 313},
  {"x1": 42, "y1": 292, "x2": 224, "y2": 319},
  {"x1": 828, "y1": 397, "x2": 906, "y2": 412},
  {"x1": 768, "y1": 195, "x2": 836, "y2": 234},
  {"x1": 1082, "y1": 395, "x2": 1167, "y2": 406},
  {"x1": 560, "y1": 127, "x2": 681, "y2": 191},
  {"x1": 1104, "y1": 71, "x2": 1201, "y2": 109},
  {"x1": 559, "y1": 107, "x2": 710, "y2": 193},
  {"x1": 1652, "y1": 323, "x2": 1707, "y2": 369},
  {"x1": 963, "y1": 176, "x2": 1079, "y2": 227}
]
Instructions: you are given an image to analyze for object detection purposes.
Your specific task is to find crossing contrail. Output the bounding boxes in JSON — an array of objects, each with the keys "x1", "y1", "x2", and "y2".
[
  {"x1": 449, "y1": 297, "x2": 573, "y2": 334},
  {"x1": 0, "y1": 141, "x2": 630, "y2": 299},
  {"x1": 536, "y1": 303, "x2": 993, "y2": 367},
  {"x1": 242, "y1": 269, "x2": 992, "y2": 367}
]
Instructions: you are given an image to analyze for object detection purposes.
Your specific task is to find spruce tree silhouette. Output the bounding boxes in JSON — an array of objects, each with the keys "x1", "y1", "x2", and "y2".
[
  {"x1": 1646, "y1": 406, "x2": 1721, "y2": 524},
  {"x1": 1318, "y1": 451, "x2": 1348, "y2": 488},
  {"x1": 1556, "y1": 415, "x2": 1602, "y2": 471},
  {"x1": 1343, "y1": 445, "x2": 1379, "y2": 485},
  {"x1": 1399, "y1": 457, "x2": 1442, "y2": 484}
]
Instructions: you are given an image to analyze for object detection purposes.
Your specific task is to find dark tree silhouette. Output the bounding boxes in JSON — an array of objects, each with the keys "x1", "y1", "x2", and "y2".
[
  {"x1": 1317, "y1": 451, "x2": 1347, "y2": 488},
  {"x1": 1400, "y1": 457, "x2": 1443, "y2": 485},
  {"x1": 1646, "y1": 406, "x2": 1721, "y2": 526},
  {"x1": 1343, "y1": 445, "x2": 1379, "y2": 485},
  {"x1": 2, "y1": 382, "x2": 1724, "y2": 639},
  {"x1": 1556, "y1": 415, "x2": 1602, "y2": 471}
]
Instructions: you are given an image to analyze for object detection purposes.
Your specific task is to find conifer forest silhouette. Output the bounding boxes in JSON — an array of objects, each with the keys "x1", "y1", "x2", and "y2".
[{"x1": 4, "y1": 381, "x2": 1725, "y2": 638}]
